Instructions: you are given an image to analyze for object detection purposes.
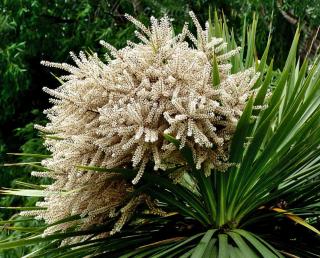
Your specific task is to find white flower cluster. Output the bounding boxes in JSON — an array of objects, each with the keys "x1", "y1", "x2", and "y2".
[{"x1": 25, "y1": 12, "x2": 257, "y2": 235}]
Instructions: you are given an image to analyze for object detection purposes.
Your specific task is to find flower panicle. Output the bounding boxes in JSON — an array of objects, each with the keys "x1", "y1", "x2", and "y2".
[{"x1": 33, "y1": 12, "x2": 256, "y2": 239}]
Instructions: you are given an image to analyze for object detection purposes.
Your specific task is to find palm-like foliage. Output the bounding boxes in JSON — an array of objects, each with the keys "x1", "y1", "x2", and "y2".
[{"x1": 1, "y1": 12, "x2": 320, "y2": 258}]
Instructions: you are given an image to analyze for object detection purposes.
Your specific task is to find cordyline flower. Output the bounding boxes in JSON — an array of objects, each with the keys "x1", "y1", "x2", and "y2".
[{"x1": 22, "y1": 12, "x2": 258, "y2": 236}]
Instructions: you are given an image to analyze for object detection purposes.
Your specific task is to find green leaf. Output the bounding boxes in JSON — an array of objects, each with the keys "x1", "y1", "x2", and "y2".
[
  {"x1": 217, "y1": 234, "x2": 228, "y2": 258},
  {"x1": 0, "y1": 188, "x2": 46, "y2": 197},
  {"x1": 212, "y1": 54, "x2": 220, "y2": 87},
  {"x1": 151, "y1": 233, "x2": 204, "y2": 258},
  {"x1": 198, "y1": 172, "x2": 217, "y2": 224},
  {"x1": 144, "y1": 174, "x2": 210, "y2": 225},
  {"x1": 202, "y1": 238, "x2": 218, "y2": 258},
  {"x1": 13, "y1": 180, "x2": 46, "y2": 190},
  {"x1": 0, "y1": 206, "x2": 45, "y2": 211},
  {"x1": 0, "y1": 218, "x2": 35, "y2": 225},
  {"x1": 76, "y1": 165, "x2": 134, "y2": 179},
  {"x1": 163, "y1": 134, "x2": 195, "y2": 168},
  {"x1": 7, "y1": 153, "x2": 51, "y2": 158},
  {"x1": 163, "y1": 134, "x2": 180, "y2": 148},
  {"x1": 228, "y1": 95, "x2": 254, "y2": 166},
  {"x1": 150, "y1": 190, "x2": 207, "y2": 226},
  {"x1": 245, "y1": 14, "x2": 257, "y2": 69},
  {"x1": 257, "y1": 36, "x2": 271, "y2": 74},
  {"x1": 234, "y1": 230, "x2": 282, "y2": 257},
  {"x1": 180, "y1": 247, "x2": 196, "y2": 258},
  {"x1": 254, "y1": 60, "x2": 274, "y2": 107},
  {"x1": 2, "y1": 162, "x2": 42, "y2": 167},
  {"x1": 227, "y1": 231, "x2": 259, "y2": 258},
  {"x1": 213, "y1": 10, "x2": 222, "y2": 38},
  {"x1": 191, "y1": 229, "x2": 216, "y2": 258}
]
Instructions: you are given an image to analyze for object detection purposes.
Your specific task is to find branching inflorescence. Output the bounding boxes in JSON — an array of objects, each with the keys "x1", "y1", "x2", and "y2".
[{"x1": 23, "y1": 12, "x2": 258, "y2": 237}]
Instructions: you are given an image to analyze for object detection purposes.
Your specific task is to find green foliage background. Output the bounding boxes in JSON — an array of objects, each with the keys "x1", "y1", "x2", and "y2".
[{"x1": 0, "y1": 0, "x2": 319, "y2": 257}]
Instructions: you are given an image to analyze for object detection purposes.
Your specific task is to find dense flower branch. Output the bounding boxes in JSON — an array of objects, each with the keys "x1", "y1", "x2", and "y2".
[{"x1": 24, "y1": 12, "x2": 257, "y2": 238}]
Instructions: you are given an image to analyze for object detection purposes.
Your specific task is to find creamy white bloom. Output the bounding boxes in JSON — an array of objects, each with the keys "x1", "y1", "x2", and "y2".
[{"x1": 25, "y1": 12, "x2": 257, "y2": 237}]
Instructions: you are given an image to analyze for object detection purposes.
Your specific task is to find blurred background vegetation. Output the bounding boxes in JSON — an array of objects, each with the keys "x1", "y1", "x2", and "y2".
[{"x1": 0, "y1": 0, "x2": 319, "y2": 256}]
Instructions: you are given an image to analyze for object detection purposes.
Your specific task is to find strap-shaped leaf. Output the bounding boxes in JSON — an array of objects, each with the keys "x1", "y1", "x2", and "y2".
[
  {"x1": 212, "y1": 54, "x2": 220, "y2": 87},
  {"x1": 272, "y1": 208, "x2": 320, "y2": 235},
  {"x1": 254, "y1": 59, "x2": 273, "y2": 107},
  {"x1": 191, "y1": 229, "x2": 217, "y2": 258},
  {"x1": 214, "y1": 10, "x2": 222, "y2": 37},
  {"x1": 0, "y1": 188, "x2": 46, "y2": 197},
  {"x1": 245, "y1": 15, "x2": 257, "y2": 69},
  {"x1": 233, "y1": 230, "x2": 282, "y2": 258},
  {"x1": 257, "y1": 36, "x2": 271, "y2": 74},
  {"x1": 217, "y1": 234, "x2": 228, "y2": 258},
  {"x1": 150, "y1": 190, "x2": 207, "y2": 226},
  {"x1": 228, "y1": 95, "x2": 254, "y2": 166},
  {"x1": 163, "y1": 134, "x2": 195, "y2": 168},
  {"x1": 226, "y1": 95, "x2": 254, "y2": 209},
  {"x1": 152, "y1": 233, "x2": 204, "y2": 258},
  {"x1": 202, "y1": 238, "x2": 218, "y2": 258},
  {"x1": 268, "y1": 29, "x2": 300, "y2": 111},
  {"x1": 0, "y1": 206, "x2": 45, "y2": 211},
  {"x1": 7, "y1": 153, "x2": 51, "y2": 158},
  {"x1": 180, "y1": 247, "x2": 196, "y2": 258},
  {"x1": 144, "y1": 174, "x2": 210, "y2": 225},
  {"x1": 227, "y1": 231, "x2": 259, "y2": 258}
]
